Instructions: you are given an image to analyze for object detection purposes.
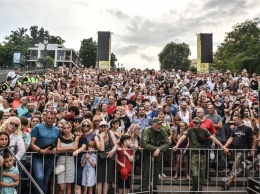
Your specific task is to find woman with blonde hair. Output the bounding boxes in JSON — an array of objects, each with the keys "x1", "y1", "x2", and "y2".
[
  {"x1": 127, "y1": 123, "x2": 141, "y2": 149},
  {"x1": 56, "y1": 121, "x2": 80, "y2": 194},
  {"x1": 0, "y1": 117, "x2": 25, "y2": 161},
  {"x1": 82, "y1": 119, "x2": 96, "y2": 142},
  {"x1": 198, "y1": 90, "x2": 207, "y2": 100},
  {"x1": 92, "y1": 115, "x2": 102, "y2": 134}
]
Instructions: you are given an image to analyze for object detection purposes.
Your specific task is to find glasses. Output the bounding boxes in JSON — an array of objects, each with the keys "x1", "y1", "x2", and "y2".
[
  {"x1": 83, "y1": 124, "x2": 89, "y2": 128},
  {"x1": 10, "y1": 122, "x2": 19, "y2": 128}
]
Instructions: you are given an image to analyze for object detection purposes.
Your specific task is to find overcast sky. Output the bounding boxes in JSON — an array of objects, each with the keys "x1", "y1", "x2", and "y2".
[{"x1": 0, "y1": 0, "x2": 259, "y2": 70}]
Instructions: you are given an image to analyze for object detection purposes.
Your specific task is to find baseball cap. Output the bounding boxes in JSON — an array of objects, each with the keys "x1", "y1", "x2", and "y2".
[
  {"x1": 193, "y1": 117, "x2": 201, "y2": 124},
  {"x1": 74, "y1": 118, "x2": 82, "y2": 123},
  {"x1": 99, "y1": 121, "x2": 108, "y2": 127},
  {"x1": 152, "y1": 118, "x2": 163, "y2": 124}
]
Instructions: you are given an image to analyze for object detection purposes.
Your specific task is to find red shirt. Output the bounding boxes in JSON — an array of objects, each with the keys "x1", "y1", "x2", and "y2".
[
  {"x1": 189, "y1": 118, "x2": 216, "y2": 135},
  {"x1": 117, "y1": 147, "x2": 133, "y2": 172},
  {"x1": 107, "y1": 104, "x2": 117, "y2": 115}
]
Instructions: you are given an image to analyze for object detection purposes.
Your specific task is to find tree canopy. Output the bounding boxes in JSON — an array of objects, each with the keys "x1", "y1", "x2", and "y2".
[
  {"x1": 0, "y1": 26, "x2": 65, "y2": 67},
  {"x1": 79, "y1": 38, "x2": 97, "y2": 68},
  {"x1": 110, "y1": 52, "x2": 118, "y2": 69},
  {"x1": 213, "y1": 18, "x2": 260, "y2": 74},
  {"x1": 158, "y1": 42, "x2": 191, "y2": 71}
]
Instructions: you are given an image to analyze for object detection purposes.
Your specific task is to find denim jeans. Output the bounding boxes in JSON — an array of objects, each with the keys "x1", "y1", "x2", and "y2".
[{"x1": 32, "y1": 154, "x2": 55, "y2": 194}]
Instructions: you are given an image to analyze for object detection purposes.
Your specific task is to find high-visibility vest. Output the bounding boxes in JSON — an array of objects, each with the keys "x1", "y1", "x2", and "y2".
[
  {"x1": 31, "y1": 77, "x2": 38, "y2": 84},
  {"x1": 17, "y1": 80, "x2": 22, "y2": 86},
  {"x1": 1, "y1": 82, "x2": 10, "y2": 91},
  {"x1": 23, "y1": 76, "x2": 31, "y2": 84}
]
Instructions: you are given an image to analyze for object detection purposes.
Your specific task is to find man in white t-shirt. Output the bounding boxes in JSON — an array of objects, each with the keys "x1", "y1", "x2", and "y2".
[{"x1": 6, "y1": 67, "x2": 25, "y2": 89}]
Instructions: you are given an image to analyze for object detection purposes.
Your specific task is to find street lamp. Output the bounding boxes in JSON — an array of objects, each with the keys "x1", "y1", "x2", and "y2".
[{"x1": 43, "y1": 37, "x2": 48, "y2": 71}]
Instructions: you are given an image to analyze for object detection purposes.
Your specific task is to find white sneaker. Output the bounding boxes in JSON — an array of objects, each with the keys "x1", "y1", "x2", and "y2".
[
  {"x1": 161, "y1": 173, "x2": 167, "y2": 178},
  {"x1": 159, "y1": 174, "x2": 162, "y2": 179}
]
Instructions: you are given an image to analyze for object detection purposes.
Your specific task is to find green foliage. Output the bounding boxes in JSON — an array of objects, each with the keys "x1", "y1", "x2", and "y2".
[
  {"x1": 214, "y1": 18, "x2": 260, "y2": 74},
  {"x1": 110, "y1": 52, "x2": 117, "y2": 69},
  {"x1": 36, "y1": 56, "x2": 54, "y2": 68},
  {"x1": 0, "y1": 28, "x2": 31, "y2": 66},
  {"x1": 79, "y1": 38, "x2": 97, "y2": 68},
  {"x1": 189, "y1": 66, "x2": 197, "y2": 73},
  {"x1": 0, "y1": 26, "x2": 65, "y2": 67},
  {"x1": 30, "y1": 26, "x2": 65, "y2": 46},
  {"x1": 158, "y1": 42, "x2": 191, "y2": 71}
]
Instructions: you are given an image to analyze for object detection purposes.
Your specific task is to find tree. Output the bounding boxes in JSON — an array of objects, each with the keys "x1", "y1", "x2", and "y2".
[
  {"x1": 36, "y1": 56, "x2": 54, "y2": 68},
  {"x1": 30, "y1": 26, "x2": 65, "y2": 46},
  {"x1": 110, "y1": 52, "x2": 118, "y2": 69},
  {"x1": 214, "y1": 18, "x2": 260, "y2": 74},
  {"x1": 0, "y1": 28, "x2": 31, "y2": 66},
  {"x1": 158, "y1": 42, "x2": 191, "y2": 71},
  {"x1": 0, "y1": 26, "x2": 66, "y2": 67},
  {"x1": 79, "y1": 38, "x2": 97, "y2": 68}
]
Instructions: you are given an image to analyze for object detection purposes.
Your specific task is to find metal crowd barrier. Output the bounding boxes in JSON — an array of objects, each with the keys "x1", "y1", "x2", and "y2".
[{"x1": 0, "y1": 147, "x2": 257, "y2": 194}]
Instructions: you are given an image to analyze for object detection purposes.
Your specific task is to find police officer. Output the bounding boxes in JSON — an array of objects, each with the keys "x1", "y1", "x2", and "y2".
[
  {"x1": 23, "y1": 72, "x2": 32, "y2": 84},
  {"x1": 173, "y1": 117, "x2": 228, "y2": 194},
  {"x1": 30, "y1": 73, "x2": 39, "y2": 84},
  {"x1": 141, "y1": 117, "x2": 169, "y2": 193},
  {"x1": 1, "y1": 77, "x2": 12, "y2": 91}
]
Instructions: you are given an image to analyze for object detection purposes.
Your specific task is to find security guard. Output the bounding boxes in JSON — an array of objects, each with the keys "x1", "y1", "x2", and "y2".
[
  {"x1": 173, "y1": 117, "x2": 228, "y2": 194},
  {"x1": 141, "y1": 117, "x2": 169, "y2": 193},
  {"x1": 1, "y1": 77, "x2": 12, "y2": 91},
  {"x1": 23, "y1": 72, "x2": 31, "y2": 84},
  {"x1": 30, "y1": 73, "x2": 38, "y2": 84}
]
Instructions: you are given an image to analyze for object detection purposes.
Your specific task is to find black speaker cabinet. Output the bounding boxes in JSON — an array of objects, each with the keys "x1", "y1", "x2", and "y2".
[
  {"x1": 97, "y1": 31, "x2": 110, "y2": 61},
  {"x1": 200, "y1": 33, "x2": 213, "y2": 63}
]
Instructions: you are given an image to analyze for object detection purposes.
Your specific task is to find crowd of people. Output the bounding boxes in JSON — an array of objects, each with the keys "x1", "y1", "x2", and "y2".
[{"x1": 0, "y1": 65, "x2": 259, "y2": 194}]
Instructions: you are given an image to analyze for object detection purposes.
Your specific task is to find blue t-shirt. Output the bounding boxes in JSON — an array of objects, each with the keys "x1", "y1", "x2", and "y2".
[{"x1": 31, "y1": 123, "x2": 60, "y2": 148}]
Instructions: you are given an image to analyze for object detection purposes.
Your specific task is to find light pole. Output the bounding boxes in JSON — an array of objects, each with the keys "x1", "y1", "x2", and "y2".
[{"x1": 43, "y1": 37, "x2": 48, "y2": 71}]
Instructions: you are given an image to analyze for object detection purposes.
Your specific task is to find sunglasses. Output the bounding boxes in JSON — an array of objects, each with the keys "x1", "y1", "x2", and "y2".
[
  {"x1": 10, "y1": 122, "x2": 19, "y2": 128},
  {"x1": 82, "y1": 124, "x2": 89, "y2": 128},
  {"x1": 194, "y1": 122, "x2": 200, "y2": 124}
]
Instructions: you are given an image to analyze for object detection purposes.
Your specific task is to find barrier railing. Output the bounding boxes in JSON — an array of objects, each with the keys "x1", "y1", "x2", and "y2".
[{"x1": 0, "y1": 147, "x2": 258, "y2": 194}]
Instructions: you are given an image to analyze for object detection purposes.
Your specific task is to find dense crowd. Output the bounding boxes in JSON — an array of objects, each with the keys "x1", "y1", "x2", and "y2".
[{"x1": 0, "y1": 65, "x2": 259, "y2": 194}]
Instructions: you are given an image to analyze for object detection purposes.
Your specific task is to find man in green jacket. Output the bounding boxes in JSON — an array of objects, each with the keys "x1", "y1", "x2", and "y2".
[{"x1": 141, "y1": 117, "x2": 170, "y2": 193}]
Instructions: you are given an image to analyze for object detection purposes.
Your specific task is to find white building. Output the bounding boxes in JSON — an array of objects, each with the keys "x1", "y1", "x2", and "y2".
[{"x1": 27, "y1": 43, "x2": 83, "y2": 68}]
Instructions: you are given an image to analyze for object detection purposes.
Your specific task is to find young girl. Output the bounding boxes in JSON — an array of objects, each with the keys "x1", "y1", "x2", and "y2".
[
  {"x1": 174, "y1": 122, "x2": 190, "y2": 180},
  {"x1": 116, "y1": 135, "x2": 134, "y2": 194},
  {"x1": 73, "y1": 127, "x2": 88, "y2": 194},
  {"x1": 81, "y1": 141, "x2": 97, "y2": 194},
  {"x1": 56, "y1": 121, "x2": 80, "y2": 194},
  {"x1": 0, "y1": 152, "x2": 19, "y2": 194}
]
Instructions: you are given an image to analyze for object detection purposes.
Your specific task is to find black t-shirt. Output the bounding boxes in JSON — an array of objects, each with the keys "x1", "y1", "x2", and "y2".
[
  {"x1": 231, "y1": 125, "x2": 254, "y2": 149},
  {"x1": 250, "y1": 79, "x2": 258, "y2": 90},
  {"x1": 213, "y1": 103, "x2": 225, "y2": 117}
]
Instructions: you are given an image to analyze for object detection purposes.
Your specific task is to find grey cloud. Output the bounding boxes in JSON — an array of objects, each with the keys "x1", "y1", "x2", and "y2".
[
  {"x1": 74, "y1": 1, "x2": 89, "y2": 7},
  {"x1": 106, "y1": 9, "x2": 130, "y2": 20},
  {"x1": 203, "y1": 0, "x2": 247, "y2": 10},
  {"x1": 140, "y1": 53, "x2": 155, "y2": 62},
  {"x1": 114, "y1": 44, "x2": 139, "y2": 56}
]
